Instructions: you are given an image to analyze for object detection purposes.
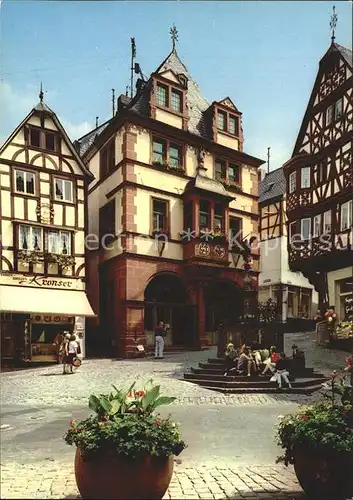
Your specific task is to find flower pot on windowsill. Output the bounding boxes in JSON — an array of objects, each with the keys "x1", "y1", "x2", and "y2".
[
  {"x1": 64, "y1": 380, "x2": 186, "y2": 500},
  {"x1": 18, "y1": 250, "x2": 44, "y2": 265},
  {"x1": 220, "y1": 179, "x2": 242, "y2": 191},
  {"x1": 47, "y1": 253, "x2": 75, "y2": 269}
]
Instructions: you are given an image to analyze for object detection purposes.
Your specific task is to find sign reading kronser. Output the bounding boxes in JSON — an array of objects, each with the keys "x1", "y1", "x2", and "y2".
[{"x1": 0, "y1": 273, "x2": 84, "y2": 291}]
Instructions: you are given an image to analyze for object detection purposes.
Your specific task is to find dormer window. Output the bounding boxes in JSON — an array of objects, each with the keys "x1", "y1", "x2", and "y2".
[
  {"x1": 216, "y1": 109, "x2": 240, "y2": 137},
  {"x1": 217, "y1": 111, "x2": 226, "y2": 132},
  {"x1": 157, "y1": 84, "x2": 168, "y2": 107},
  {"x1": 171, "y1": 89, "x2": 182, "y2": 113}
]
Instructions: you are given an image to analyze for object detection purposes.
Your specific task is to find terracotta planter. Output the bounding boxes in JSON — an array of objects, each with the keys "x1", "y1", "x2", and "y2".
[
  {"x1": 74, "y1": 448, "x2": 174, "y2": 500},
  {"x1": 294, "y1": 449, "x2": 353, "y2": 500}
]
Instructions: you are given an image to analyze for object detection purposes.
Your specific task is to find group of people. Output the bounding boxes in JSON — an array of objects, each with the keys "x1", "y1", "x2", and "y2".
[
  {"x1": 58, "y1": 332, "x2": 81, "y2": 374},
  {"x1": 223, "y1": 343, "x2": 292, "y2": 389},
  {"x1": 154, "y1": 321, "x2": 170, "y2": 359}
]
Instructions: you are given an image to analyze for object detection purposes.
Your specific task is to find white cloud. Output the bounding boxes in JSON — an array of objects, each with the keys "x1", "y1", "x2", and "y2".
[{"x1": 0, "y1": 81, "x2": 92, "y2": 145}]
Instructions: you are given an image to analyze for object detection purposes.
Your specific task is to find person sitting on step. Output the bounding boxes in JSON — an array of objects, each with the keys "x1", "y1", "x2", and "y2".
[
  {"x1": 273, "y1": 352, "x2": 292, "y2": 390},
  {"x1": 224, "y1": 343, "x2": 238, "y2": 377},
  {"x1": 237, "y1": 347, "x2": 257, "y2": 377},
  {"x1": 261, "y1": 346, "x2": 280, "y2": 376}
]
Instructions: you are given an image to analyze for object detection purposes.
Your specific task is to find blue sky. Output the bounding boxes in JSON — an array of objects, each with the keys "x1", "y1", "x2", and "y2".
[{"x1": 0, "y1": 1, "x2": 352, "y2": 169}]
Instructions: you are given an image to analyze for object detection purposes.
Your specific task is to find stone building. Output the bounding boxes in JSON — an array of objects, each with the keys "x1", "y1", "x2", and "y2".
[{"x1": 77, "y1": 36, "x2": 264, "y2": 357}]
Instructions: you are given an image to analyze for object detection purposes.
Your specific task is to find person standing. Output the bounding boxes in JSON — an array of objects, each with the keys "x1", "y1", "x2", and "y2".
[
  {"x1": 60, "y1": 332, "x2": 71, "y2": 374},
  {"x1": 66, "y1": 334, "x2": 78, "y2": 374},
  {"x1": 217, "y1": 321, "x2": 227, "y2": 358},
  {"x1": 154, "y1": 321, "x2": 165, "y2": 359}
]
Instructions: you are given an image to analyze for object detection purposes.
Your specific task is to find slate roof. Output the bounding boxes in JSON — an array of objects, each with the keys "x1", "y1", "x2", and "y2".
[
  {"x1": 76, "y1": 119, "x2": 112, "y2": 156},
  {"x1": 259, "y1": 167, "x2": 286, "y2": 203},
  {"x1": 76, "y1": 49, "x2": 215, "y2": 155},
  {"x1": 335, "y1": 43, "x2": 353, "y2": 68}
]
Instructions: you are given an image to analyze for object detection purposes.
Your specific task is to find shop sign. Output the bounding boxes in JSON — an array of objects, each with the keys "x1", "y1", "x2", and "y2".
[
  {"x1": 344, "y1": 294, "x2": 353, "y2": 317},
  {"x1": 0, "y1": 273, "x2": 84, "y2": 291}
]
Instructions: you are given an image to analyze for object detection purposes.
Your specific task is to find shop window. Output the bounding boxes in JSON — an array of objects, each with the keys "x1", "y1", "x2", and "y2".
[
  {"x1": 289, "y1": 172, "x2": 296, "y2": 193},
  {"x1": 14, "y1": 170, "x2": 35, "y2": 195},
  {"x1": 54, "y1": 177, "x2": 73, "y2": 203},
  {"x1": 214, "y1": 203, "x2": 224, "y2": 231},
  {"x1": 152, "y1": 198, "x2": 168, "y2": 232},
  {"x1": 100, "y1": 139, "x2": 115, "y2": 179},
  {"x1": 19, "y1": 225, "x2": 43, "y2": 251},
  {"x1": 300, "y1": 218, "x2": 311, "y2": 240},
  {"x1": 199, "y1": 200, "x2": 211, "y2": 230},
  {"x1": 340, "y1": 200, "x2": 352, "y2": 231},
  {"x1": 287, "y1": 290, "x2": 299, "y2": 317},
  {"x1": 229, "y1": 217, "x2": 242, "y2": 242},
  {"x1": 48, "y1": 230, "x2": 71, "y2": 255},
  {"x1": 99, "y1": 200, "x2": 116, "y2": 244},
  {"x1": 299, "y1": 291, "x2": 311, "y2": 319},
  {"x1": 301, "y1": 167, "x2": 310, "y2": 188},
  {"x1": 152, "y1": 137, "x2": 183, "y2": 169}
]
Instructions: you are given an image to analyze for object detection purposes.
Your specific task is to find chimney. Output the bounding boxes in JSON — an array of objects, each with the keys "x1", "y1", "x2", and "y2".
[{"x1": 117, "y1": 94, "x2": 132, "y2": 112}]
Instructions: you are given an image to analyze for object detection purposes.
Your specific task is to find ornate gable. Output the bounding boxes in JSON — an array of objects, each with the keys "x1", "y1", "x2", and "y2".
[{"x1": 218, "y1": 97, "x2": 238, "y2": 112}]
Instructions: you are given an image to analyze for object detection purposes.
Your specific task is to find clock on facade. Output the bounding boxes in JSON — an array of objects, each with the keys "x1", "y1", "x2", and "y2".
[{"x1": 197, "y1": 242, "x2": 211, "y2": 257}]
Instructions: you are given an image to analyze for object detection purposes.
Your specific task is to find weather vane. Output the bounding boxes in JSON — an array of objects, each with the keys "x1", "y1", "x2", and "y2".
[
  {"x1": 39, "y1": 82, "x2": 44, "y2": 102},
  {"x1": 330, "y1": 5, "x2": 338, "y2": 43},
  {"x1": 170, "y1": 24, "x2": 178, "y2": 52}
]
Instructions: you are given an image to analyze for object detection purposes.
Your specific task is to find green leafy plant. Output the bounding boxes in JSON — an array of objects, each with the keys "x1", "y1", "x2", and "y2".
[
  {"x1": 64, "y1": 380, "x2": 186, "y2": 461},
  {"x1": 276, "y1": 371, "x2": 353, "y2": 466},
  {"x1": 47, "y1": 254, "x2": 76, "y2": 269},
  {"x1": 18, "y1": 250, "x2": 44, "y2": 264}
]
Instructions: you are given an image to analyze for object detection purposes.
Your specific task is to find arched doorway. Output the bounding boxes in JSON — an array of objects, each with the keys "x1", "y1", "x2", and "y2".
[
  {"x1": 204, "y1": 279, "x2": 243, "y2": 332},
  {"x1": 144, "y1": 273, "x2": 195, "y2": 347}
]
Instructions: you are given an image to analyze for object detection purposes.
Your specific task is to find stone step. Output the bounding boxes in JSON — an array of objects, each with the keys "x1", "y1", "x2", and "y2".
[
  {"x1": 196, "y1": 384, "x2": 324, "y2": 395},
  {"x1": 192, "y1": 366, "x2": 324, "y2": 378},
  {"x1": 197, "y1": 363, "x2": 316, "y2": 376},
  {"x1": 183, "y1": 375, "x2": 328, "y2": 389}
]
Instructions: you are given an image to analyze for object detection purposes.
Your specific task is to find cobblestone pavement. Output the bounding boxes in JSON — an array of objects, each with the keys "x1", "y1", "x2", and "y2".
[
  {"x1": 1, "y1": 340, "x2": 349, "y2": 499},
  {"x1": 0, "y1": 460, "x2": 306, "y2": 499},
  {"x1": 1, "y1": 344, "x2": 341, "y2": 407}
]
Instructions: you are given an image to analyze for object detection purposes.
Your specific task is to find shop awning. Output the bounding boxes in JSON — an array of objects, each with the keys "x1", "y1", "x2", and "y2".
[{"x1": 0, "y1": 285, "x2": 95, "y2": 317}]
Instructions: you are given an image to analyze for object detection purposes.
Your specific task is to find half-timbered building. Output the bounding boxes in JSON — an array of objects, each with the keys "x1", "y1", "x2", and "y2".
[
  {"x1": 284, "y1": 39, "x2": 353, "y2": 320},
  {"x1": 0, "y1": 92, "x2": 95, "y2": 364},
  {"x1": 259, "y1": 167, "x2": 317, "y2": 321},
  {"x1": 77, "y1": 36, "x2": 264, "y2": 357}
]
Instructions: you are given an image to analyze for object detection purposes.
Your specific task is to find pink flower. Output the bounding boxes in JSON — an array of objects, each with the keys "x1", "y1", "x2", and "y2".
[{"x1": 300, "y1": 415, "x2": 309, "y2": 421}]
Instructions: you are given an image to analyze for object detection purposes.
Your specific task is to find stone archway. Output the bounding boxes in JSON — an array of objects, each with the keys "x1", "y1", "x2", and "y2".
[
  {"x1": 204, "y1": 278, "x2": 243, "y2": 331},
  {"x1": 144, "y1": 273, "x2": 194, "y2": 347}
]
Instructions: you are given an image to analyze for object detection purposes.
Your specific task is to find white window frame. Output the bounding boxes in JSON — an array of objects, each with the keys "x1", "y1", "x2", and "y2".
[
  {"x1": 341, "y1": 200, "x2": 353, "y2": 231},
  {"x1": 54, "y1": 177, "x2": 73, "y2": 203},
  {"x1": 289, "y1": 172, "x2": 296, "y2": 194},
  {"x1": 48, "y1": 230, "x2": 71, "y2": 255},
  {"x1": 326, "y1": 104, "x2": 333, "y2": 125},
  {"x1": 301, "y1": 218, "x2": 311, "y2": 241},
  {"x1": 323, "y1": 210, "x2": 332, "y2": 234},
  {"x1": 301, "y1": 167, "x2": 311, "y2": 189},
  {"x1": 334, "y1": 98, "x2": 343, "y2": 121},
  {"x1": 18, "y1": 225, "x2": 43, "y2": 251},
  {"x1": 14, "y1": 169, "x2": 35, "y2": 195},
  {"x1": 313, "y1": 214, "x2": 321, "y2": 238}
]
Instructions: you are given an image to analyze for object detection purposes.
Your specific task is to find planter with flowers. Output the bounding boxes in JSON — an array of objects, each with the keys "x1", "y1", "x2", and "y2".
[
  {"x1": 276, "y1": 370, "x2": 353, "y2": 500},
  {"x1": 64, "y1": 380, "x2": 186, "y2": 499},
  {"x1": 47, "y1": 253, "x2": 76, "y2": 269}
]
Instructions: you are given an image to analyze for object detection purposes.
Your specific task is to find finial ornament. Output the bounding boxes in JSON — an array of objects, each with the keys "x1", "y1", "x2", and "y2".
[
  {"x1": 39, "y1": 82, "x2": 44, "y2": 102},
  {"x1": 170, "y1": 24, "x2": 178, "y2": 52},
  {"x1": 330, "y1": 5, "x2": 338, "y2": 43}
]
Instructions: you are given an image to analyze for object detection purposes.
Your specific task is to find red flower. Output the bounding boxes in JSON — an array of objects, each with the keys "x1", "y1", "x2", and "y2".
[
  {"x1": 152, "y1": 421, "x2": 161, "y2": 426},
  {"x1": 69, "y1": 419, "x2": 73, "y2": 425},
  {"x1": 300, "y1": 415, "x2": 309, "y2": 421},
  {"x1": 135, "y1": 391, "x2": 146, "y2": 398},
  {"x1": 127, "y1": 392, "x2": 133, "y2": 397}
]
